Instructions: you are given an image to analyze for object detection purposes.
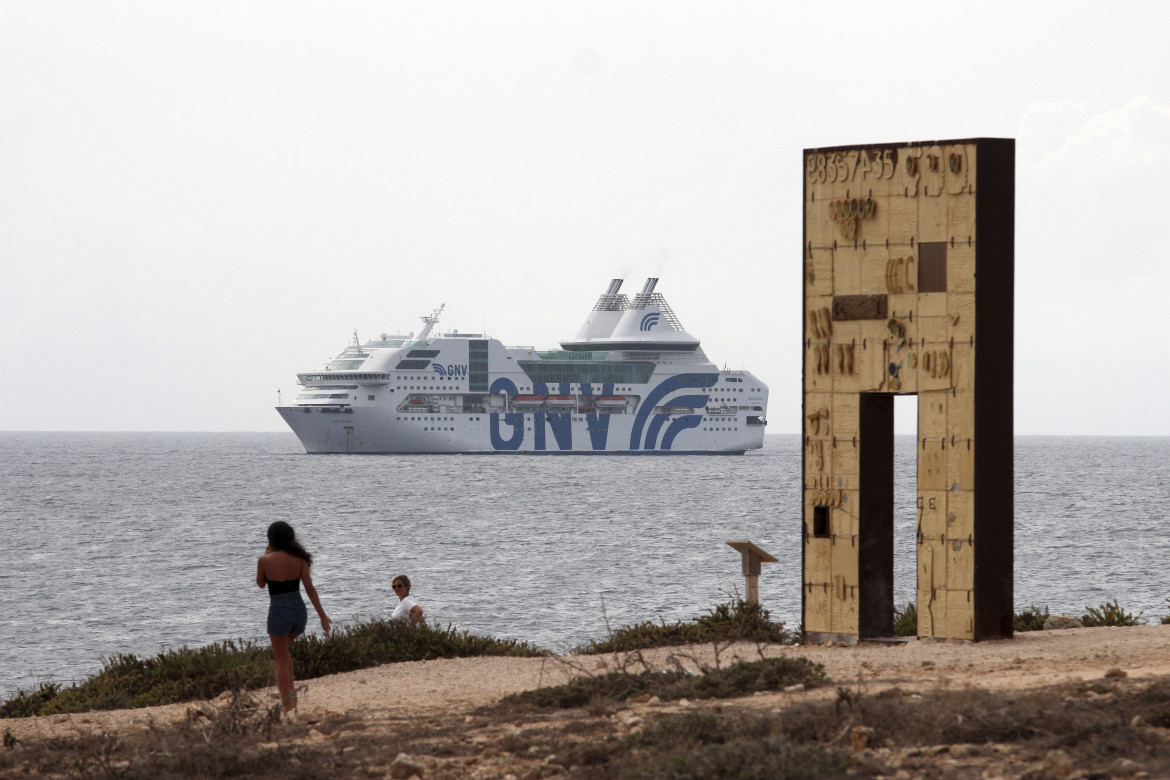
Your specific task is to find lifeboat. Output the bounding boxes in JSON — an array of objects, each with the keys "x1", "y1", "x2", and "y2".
[
  {"x1": 595, "y1": 396, "x2": 627, "y2": 408},
  {"x1": 544, "y1": 395, "x2": 575, "y2": 407},
  {"x1": 511, "y1": 394, "x2": 545, "y2": 408}
]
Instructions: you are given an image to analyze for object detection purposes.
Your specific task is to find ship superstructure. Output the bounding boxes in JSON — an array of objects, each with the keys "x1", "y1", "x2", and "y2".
[{"x1": 276, "y1": 279, "x2": 768, "y2": 453}]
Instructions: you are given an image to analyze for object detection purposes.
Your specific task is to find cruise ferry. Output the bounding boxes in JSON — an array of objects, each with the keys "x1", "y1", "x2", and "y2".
[{"x1": 276, "y1": 278, "x2": 768, "y2": 454}]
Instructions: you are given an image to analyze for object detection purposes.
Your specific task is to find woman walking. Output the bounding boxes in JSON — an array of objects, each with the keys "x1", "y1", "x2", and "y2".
[{"x1": 257, "y1": 521, "x2": 331, "y2": 716}]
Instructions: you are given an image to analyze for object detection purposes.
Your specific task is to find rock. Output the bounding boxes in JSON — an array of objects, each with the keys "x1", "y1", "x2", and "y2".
[
  {"x1": 390, "y1": 753, "x2": 426, "y2": 779},
  {"x1": 784, "y1": 683, "x2": 805, "y2": 692},
  {"x1": 850, "y1": 726, "x2": 876, "y2": 750},
  {"x1": 1043, "y1": 614, "x2": 1084, "y2": 630},
  {"x1": 1043, "y1": 749, "x2": 1074, "y2": 777},
  {"x1": 308, "y1": 728, "x2": 328, "y2": 743}
]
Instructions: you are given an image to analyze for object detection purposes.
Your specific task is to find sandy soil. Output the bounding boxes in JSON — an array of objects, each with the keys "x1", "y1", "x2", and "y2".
[{"x1": 6, "y1": 624, "x2": 1170, "y2": 745}]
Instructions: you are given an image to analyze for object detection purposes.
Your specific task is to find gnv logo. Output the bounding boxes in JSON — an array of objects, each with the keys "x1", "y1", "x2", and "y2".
[
  {"x1": 639, "y1": 312, "x2": 660, "y2": 331},
  {"x1": 432, "y1": 363, "x2": 468, "y2": 377},
  {"x1": 487, "y1": 373, "x2": 718, "y2": 452}
]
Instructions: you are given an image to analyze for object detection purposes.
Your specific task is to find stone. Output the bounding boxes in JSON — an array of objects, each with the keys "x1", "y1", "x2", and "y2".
[
  {"x1": 850, "y1": 725, "x2": 876, "y2": 750},
  {"x1": 1043, "y1": 615, "x2": 1084, "y2": 630},
  {"x1": 390, "y1": 753, "x2": 426, "y2": 779}
]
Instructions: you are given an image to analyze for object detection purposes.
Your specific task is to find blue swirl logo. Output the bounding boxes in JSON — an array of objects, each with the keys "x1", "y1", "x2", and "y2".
[{"x1": 640, "y1": 312, "x2": 660, "y2": 331}]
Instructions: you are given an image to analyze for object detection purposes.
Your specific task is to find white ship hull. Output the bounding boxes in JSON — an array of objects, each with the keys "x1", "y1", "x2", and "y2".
[
  {"x1": 277, "y1": 278, "x2": 768, "y2": 455},
  {"x1": 277, "y1": 402, "x2": 764, "y2": 454}
]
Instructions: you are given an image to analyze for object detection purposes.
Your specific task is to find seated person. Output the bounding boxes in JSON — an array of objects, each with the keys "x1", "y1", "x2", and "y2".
[{"x1": 391, "y1": 574, "x2": 423, "y2": 626}]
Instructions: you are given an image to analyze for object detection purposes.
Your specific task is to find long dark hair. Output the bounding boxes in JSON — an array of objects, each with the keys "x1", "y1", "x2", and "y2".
[{"x1": 267, "y1": 521, "x2": 312, "y2": 566}]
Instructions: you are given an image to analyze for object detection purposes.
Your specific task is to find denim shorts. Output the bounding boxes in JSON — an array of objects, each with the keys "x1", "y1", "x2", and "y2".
[{"x1": 267, "y1": 592, "x2": 308, "y2": 637}]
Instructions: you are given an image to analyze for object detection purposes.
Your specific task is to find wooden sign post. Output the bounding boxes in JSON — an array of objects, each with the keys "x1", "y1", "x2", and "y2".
[{"x1": 726, "y1": 540, "x2": 778, "y2": 605}]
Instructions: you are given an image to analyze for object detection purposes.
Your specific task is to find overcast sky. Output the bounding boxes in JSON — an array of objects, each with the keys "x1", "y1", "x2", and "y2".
[{"x1": 2, "y1": 1, "x2": 1168, "y2": 435}]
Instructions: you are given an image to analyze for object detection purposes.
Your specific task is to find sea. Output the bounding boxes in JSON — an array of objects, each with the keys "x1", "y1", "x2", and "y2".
[{"x1": 1, "y1": 432, "x2": 1168, "y2": 700}]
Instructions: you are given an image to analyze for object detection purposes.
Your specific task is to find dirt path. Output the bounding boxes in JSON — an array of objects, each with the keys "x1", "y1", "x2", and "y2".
[{"x1": 5, "y1": 624, "x2": 1169, "y2": 744}]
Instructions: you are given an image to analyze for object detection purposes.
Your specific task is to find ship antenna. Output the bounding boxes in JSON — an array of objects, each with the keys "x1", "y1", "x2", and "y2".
[{"x1": 416, "y1": 303, "x2": 446, "y2": 341}]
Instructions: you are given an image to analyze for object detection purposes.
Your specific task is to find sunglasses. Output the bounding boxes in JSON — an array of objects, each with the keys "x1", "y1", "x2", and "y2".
[{"x1": 393, "y1": 583, "x2": 406, "y2": 589}]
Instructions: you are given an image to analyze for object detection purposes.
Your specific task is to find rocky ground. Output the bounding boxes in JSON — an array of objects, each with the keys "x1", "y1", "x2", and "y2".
[{"x1": 5, "y1": 625, "x2": 1170, "y2": 778}]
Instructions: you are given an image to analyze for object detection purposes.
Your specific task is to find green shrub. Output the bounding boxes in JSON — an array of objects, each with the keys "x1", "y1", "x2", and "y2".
[
  {"x1": 893, "y1": 602, "x2": 917, "y2": 637},
  {"x1": 582, "y1": 600, "x2": 793, "y2": 654},
  {"x1": 0, "y1": 682, "x2": 62, "y2": 719},
  {"x1": 0, "y1": 619, "x2": 545, "y2": 718},
  {"x1": 502, "y1": 656, "x2": 828, "y2": 711},
  {"x1": 1014, "y1": 605, "x2": 1050, "y2": 632},
  {"x1": 1081, "y1": 599, "x2": 1143, "y2": 627}
]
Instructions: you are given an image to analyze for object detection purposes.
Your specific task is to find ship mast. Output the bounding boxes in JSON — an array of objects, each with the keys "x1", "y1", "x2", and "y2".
[{"x1": 415, "y1": 303, "x2": 446, "y2": 342}]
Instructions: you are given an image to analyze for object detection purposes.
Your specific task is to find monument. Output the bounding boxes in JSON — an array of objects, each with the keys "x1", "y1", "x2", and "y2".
[{"x1": 802, "y1": 138, "x2": 1014, "y2": 642}]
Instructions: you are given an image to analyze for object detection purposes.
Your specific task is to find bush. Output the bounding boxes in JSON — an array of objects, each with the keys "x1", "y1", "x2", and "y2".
[
  {"x1": 0, "y1": 619, "x2": 545, "y2": 718},
  {"x1": 1013, "y1": 605, "x2": 1050, "y2": 632},
  {"x1": 582, "y1": 600, "x2": 793, "y2": 654},
  {"x1": 502, "y1": 656, "x2": 828, "y2": 711},
  {"x1": 1081, "y1": 599, "x2": 1143, "y2": 627},
  {"x1": 893, "y1": 602, "x2": 917, "y2": 637}
]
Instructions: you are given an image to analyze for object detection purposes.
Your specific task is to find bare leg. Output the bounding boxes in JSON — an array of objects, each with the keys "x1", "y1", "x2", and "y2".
[{"x1": 269, "y1": 633, "x2": 298, "y2": 715}]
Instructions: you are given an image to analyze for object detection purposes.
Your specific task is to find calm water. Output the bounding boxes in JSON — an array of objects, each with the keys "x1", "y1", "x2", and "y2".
[{"x1": 1, "y1": 432, "x2": 1168, "y2": 698}]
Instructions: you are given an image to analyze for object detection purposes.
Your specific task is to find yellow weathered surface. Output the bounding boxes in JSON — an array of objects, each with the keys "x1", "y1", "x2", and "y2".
[{"x1": 804, "y1": 142, "x2": 988, "y2": 640}]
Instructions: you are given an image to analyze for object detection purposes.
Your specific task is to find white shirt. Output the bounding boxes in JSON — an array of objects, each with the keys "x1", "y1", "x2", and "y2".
[{"x1": 391, "y1": 594, "x2": 419, "y2": 623}]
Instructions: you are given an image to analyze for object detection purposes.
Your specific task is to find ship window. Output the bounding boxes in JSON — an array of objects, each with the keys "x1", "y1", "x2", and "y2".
[
  {"x1": 368, "y1": 395, "x2": 375, "y2": 401},
  {"x1": 517, "y1": 361, "x2": 655, "y2": 385}
]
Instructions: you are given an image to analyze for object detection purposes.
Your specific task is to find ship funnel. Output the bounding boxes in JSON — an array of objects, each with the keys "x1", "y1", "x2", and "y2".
[
  {"x1": 563, "y1": 278, "x2": 630, "y2": 347},
  {"x1": 561, "y1": 278, "x2": 700, "y2": 352}
]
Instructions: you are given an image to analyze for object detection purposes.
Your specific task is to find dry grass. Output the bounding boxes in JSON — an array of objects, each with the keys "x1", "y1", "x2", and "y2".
[{"x1": 9, "y1": 659, "x2": 1170, "y2": 780}]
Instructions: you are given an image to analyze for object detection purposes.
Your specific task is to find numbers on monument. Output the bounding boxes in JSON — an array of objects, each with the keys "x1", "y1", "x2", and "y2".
[
  {"x1": 885, "y1": 255, "x2": 916, "y2": 293},
  {"x1": 808, "y1": 307, "x2": 832, "y2": 339},
  {"x1": 834, "y1": 344, "x2": 855, "y2": 375},
  {"x1": 922, "y1": 349, "x2": 951, "y2": 378},
  {"x1": 813, "y1": 344, "x2": 832, "y2": 375},
  {"x1": 807, "y1": 439, "x2": 826, "y2": 472},
  {"x1": 829, "y1": 197, "x2": 877, "y2": 239},
  {"x1": 806, "y1": 407, "x2": 830, "y2": 435},
  {"x1": 806, "y1": 150, "x2": 895, "y2": 184}
]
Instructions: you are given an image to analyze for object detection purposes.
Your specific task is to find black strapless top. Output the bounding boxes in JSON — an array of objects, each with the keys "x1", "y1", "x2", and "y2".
[{"x1": 267, "y1": 578, "x2": 300, "y2": 595}]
